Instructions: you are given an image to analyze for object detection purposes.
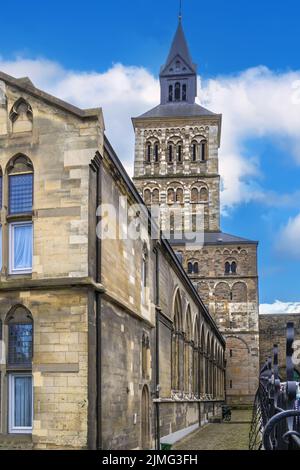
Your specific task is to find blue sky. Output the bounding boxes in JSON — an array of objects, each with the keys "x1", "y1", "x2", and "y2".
[{"x1": 1, "y1": 0, "x2": 300, "y2": 310}]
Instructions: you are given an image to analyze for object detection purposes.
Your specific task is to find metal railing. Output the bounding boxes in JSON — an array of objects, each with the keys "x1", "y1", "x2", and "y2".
[{"x1": 249, "y1": 322, "x2": 300, "y2": 450}]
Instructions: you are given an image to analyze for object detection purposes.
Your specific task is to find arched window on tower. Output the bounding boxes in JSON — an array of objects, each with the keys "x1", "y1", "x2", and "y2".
[
  {"x1": 182, "y1": 84, "x2": 187, "y2": 101},
  {"x1": 168, "y1": 143, "x2": 173, "y2": 163},
  {"x1": 177, "y1": 143, "x2": 182, "y2": 163},
  {"x1": 167, "y1": 188, "x2": 175, "y2": 204},
  {"x1": 225, "y1": 262, "x2": 231, "y2": 275},
  {"x1": 154, "y1": 142, "x2": 159, "y2": 163},
  {"x1": 169, "y1": 85, "x2": 173, "y2": 102},
  {"x1": 187, "y1": 261, "x2": 199, "y2": 275},
  {"x1": 144, "y1": 189, "x2": 151, "y2": 205},
  {"x1": 225, "y1": 261, "x2": 237, "y2": 275},
  {"x1": 191, "y1": 188, "x2": 199, "y2": 203},
  {"x1": 176, "y1": 188, "x2": 184, "y2": 204},
  {"x1": 200, "y1": 140, "x2": 207, "y2": 161},
  {"x1": 152, "y1": 189, "x2": 159, "y2": 204},
  {"x1": 191, "y1": 141, "x2": 197, "y2": 162},
  {"x1": 231, "y1": 261, "x2": 237, "y2": 274},
  {"x1": 175, "y1": 82, "x2": 181, "y2": 101},
  {"x1": 146, "y1": 143, "x2": 151, "y2": 163}
]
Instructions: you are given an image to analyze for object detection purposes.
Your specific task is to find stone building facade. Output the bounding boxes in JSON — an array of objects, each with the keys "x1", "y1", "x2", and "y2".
[
  {"x1": 259, "y1": 314, "x2": 300, "y2": 380},
  {"x1": 133, "y1": 20, "x2": 260, "y2": 405},
  {"x1": 0, "y1": 70, "x2": 225, "y2": 449}
]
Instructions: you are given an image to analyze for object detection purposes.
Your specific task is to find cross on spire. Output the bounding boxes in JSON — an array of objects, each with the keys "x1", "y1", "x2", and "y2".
[{"x1": 179, "y1": 0, "x2": 182, "y2": 21}]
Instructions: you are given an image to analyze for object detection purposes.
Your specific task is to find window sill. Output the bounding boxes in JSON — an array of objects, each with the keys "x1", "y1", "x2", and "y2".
[
  {"x1": 6, "y1": 272, "x2": 33, "y2": 279},
  {"x1": 6, "y1": 365, "x2": 32, "y2": 371},
  {"x1": 7, "y1": 212, "x2": 33, "y2": 222}
]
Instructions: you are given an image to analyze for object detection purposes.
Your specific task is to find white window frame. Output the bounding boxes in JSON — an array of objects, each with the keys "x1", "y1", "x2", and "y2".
[
  {"x1": 9, "y1": 221, "x2": 33, "y2": 275},
  {"x1": 9, "y1": 373, "x2": 33, "y2": 434}
]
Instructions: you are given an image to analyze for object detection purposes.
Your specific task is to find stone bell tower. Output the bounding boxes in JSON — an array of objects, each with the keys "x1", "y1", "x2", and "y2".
[
  {"x1": 133, "y1": 19, "x2": 222, "y2": 235},
  {"x1": 132, "y1": 19, "x2": 260, "y2": 405}
]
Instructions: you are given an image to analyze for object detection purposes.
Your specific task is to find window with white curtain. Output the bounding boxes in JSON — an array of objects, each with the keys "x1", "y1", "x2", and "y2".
[
  {"x1": 9, "y1": 374, "x2": 33, "y2": 433},
  {"x1": 9, "y1": 222, "x2": 33, "y2": 274}
]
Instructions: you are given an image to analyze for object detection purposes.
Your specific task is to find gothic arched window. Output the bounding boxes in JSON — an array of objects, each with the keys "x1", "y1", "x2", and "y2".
[
  {"x1": 6, "y1": 305, "x2": 33, "y2": 433},
  {"x1": 7, "y1": 154, "x2": 34, "y2": 275},
  {"x1": 182, "y1": 84, "x2": 187, "y2": 101},
  {"x1": 7, "y1": 154, "x2": 33, "y2": 215},
  {"x1": 225, "y1": 262, "x2": 231, "y2": 274},
  {"x1": 194, "y1": 262, "x2": 199, "y2": 274},
  {"x1": 169, "y1": 85, "x2": 173, "y2": 102},
  {"x1": 9, "y1": 98, "x2": 33, "y2": 133},
  {"x1": 175, "y1": 82, "x2": 181, "y2": 101},
  {"x1": 172, "y1": 291, "x2": 183, "y2": 391}
]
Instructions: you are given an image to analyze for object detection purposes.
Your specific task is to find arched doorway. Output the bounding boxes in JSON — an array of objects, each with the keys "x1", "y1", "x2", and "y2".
[{"x1": 141, "y1": 385, "x2": 150, "y2": 449}]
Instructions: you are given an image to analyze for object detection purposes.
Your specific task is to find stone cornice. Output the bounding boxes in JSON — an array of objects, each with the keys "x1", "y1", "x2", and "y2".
[{"x1": 0, "y1": 276, "x2": 105, "y2": 293}]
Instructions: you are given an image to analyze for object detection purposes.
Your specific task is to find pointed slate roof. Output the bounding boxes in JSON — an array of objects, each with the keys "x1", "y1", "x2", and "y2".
[{"x1": 161, "y1": 20, "x2": 196, "y2": 74}]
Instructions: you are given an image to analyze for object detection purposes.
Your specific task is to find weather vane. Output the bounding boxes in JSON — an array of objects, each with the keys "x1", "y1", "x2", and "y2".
[{"x1": 179, "y1": 0, "x2": 182, "y2": 21}]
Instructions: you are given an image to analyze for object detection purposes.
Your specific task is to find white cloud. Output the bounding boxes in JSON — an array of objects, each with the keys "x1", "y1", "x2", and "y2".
[
  {"x1": 200, "y1": 67, "x2": 300, "y2": 211},
  {"x1": 0, "y1": 57, "x2": 159, "y2": 177},
  {"x1": 1, "y1": 57, "x2": 300, "y2": 210},
  {"x1": 276, "y1": 212, "x2": 300, "y2": 259},
  {"x1": 260, "y1": 300, "x2": 300, "y2": 314}
]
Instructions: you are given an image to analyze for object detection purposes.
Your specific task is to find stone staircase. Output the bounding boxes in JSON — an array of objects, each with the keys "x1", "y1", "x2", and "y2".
[{"x1": 0, "y1": 434, "x2": 33, "y2": 450}]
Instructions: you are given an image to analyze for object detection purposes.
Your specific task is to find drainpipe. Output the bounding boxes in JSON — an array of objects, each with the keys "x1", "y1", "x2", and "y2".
[{"x1": 154, "y1": 247, "x2": 160, "y2": 450}]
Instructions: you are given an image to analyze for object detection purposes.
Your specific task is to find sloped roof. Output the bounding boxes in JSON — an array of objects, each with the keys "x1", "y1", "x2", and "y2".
[
  {"x1": 134, "y1": 102, "x2": 217, "y2": 120},
  {"x1": 169, "y1": 231, "x2": 258, "y2": 246},
  {"x1": 161, "y1": 21, "x2": 196, "y2": 74},
  {"x1": 0, "y1": 71, "x2": 102, "y2": 121}
]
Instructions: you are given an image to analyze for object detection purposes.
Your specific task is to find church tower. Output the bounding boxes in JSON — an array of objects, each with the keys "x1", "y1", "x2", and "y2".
[{"x1": 133, "y1": 19, "x2": 260, "y2": 405}]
